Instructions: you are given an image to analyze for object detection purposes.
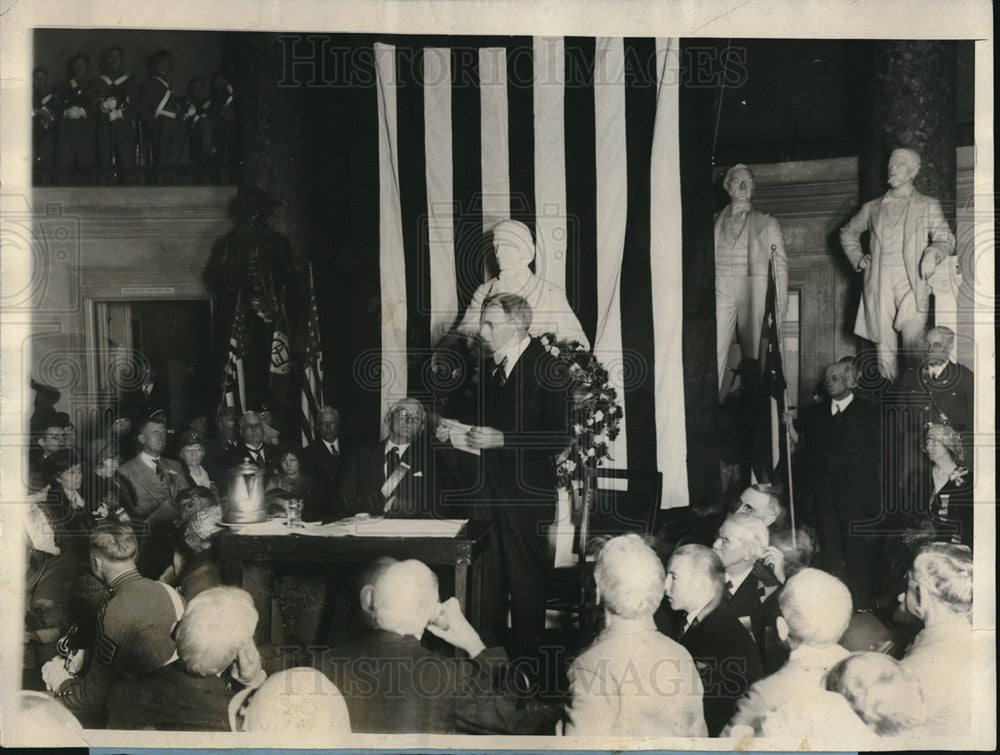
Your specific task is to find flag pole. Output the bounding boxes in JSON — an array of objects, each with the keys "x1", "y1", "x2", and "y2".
[{"x1": 770, "y1": 245, "x2": 797, "y2": 548}]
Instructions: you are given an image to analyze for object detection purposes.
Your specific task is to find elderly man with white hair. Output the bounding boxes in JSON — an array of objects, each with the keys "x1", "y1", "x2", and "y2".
[
  {"x1": 898, "y1": 542, "x2": 973, "y2": 737},
  {"x1": 725, "y1": 568, "x2": 853, "y2": 736},
  {"x1": 230, "y1": 667, "x2": 351, "y2": 736},
  {"x1": 736, "y1": 484, "x2": 787, "y2": 530},
  {"x1": 713, "y1": 512, "x2": 774, "y2": 621},
  {"x1": 898, "y1": 324, "x2": 974, "y2": 434},
  {"x1": 107, "y1": 586, "x2": 264, "y2": 730},
  {"x1": 456, "y1": 218, "x2": 589, "y2": 348},
  {"x1": 319, "y1": 559, "x2": 521, "y2": 735},
  {"x1": 562, "y1": 534, "x2": 706, "y2": 738}
]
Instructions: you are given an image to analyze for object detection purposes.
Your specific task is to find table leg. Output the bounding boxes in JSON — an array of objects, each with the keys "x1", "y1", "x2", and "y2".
[
  {"x1": 243, "y1": 561, "x2": 273, "y2": 646},
  {"x1": 455, "y1": 562, "x2": 468, "y2": 616}
]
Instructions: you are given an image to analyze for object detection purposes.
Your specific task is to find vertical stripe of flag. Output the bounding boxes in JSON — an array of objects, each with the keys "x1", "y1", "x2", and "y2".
[
  {"x1": 374, "y1": 42, "x2": 408, "y2": 431},
  {"x1": 533, "y1": 36, "x2": 568, "y2": 291},
  {"x1": 506, "y1": 38, "x2": 536, "y2": 246},
  {"x1": 300, "y1": 264, "x2": 325, "y2": 446},
  {"x1": 593, "y1": 36, "x2": 629, "y2": 472},
  {"x1": 346, "y1": 46, "x2": 383, "y2": 445},
  {"x1": 479, "y1": 47, "x2": 511, "y2": 233},
  {"x1": 620, "y1": 37, "x2": 658, "y2": 481},
  {"x1": 563, "y1": 38, "x2": 598, "y2": 347},
  {"x1": 650, "y1": 37, "x2": 688, "y2": 507},
  {"x1": 424, "y1": 48, "x2": 458, "y2": 346},
  {"x1": 396, "y1": 46, "x2": 432, "y2": 396},
  {"x1": 221, "y1": 290, "x2": 247, "y2": 413},
  {"x1": 451, "y1": 48, "x2": 483, "y2": 314}
]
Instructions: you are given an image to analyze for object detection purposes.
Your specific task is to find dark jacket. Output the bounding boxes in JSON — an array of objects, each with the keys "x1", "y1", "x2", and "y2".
[
  {"x1": 320, "y1": 629, "x2": 520, "y2": 735},
  {"x1": 107, "y1": 660, "x2": 234, "y2": 731},
  {"x1": 678, "y1": 600, "x2": 764, "y2": 736}
]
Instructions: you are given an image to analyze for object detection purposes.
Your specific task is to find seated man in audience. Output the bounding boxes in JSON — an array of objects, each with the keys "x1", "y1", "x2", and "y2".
[
  {"x1": 318, "y1": 559, "x2": 521, "y2": 734},
  {"x1": 229, "y1": 667, "x2": 351, "y2": 736},
  {"x1": 735, "y1": 484, "x2": 787, "y2": 530},
  {"x1": 333, "y1": 398, "x2": 441, "y2": 520},
  {"x1": 206, "y1": 405, "x2": 241, "y2": 467},
  {"x1": 824, "y1": 652, "x2": 927, "y2": 738},
  {"x1": 301, "y1": 405, "x2": 345, "y2": 518},
  {"x1": 223, "y1": 410, "x2": 275, "y2": 480},
  {"x1": 898, "y1": 542, "x2": 972, "y2": 737},
  {"x1": 725, "y1": 568, "x2": 853, "y2": 735},
  {"x1": 42, "y1": 523, "x2": 184, "y2": 726},
  {"x1": 713, "y1": 512, "x2": 775, "y2": 623},
  {"x1": 665, "y1": 544, "x2": 763, "y2": 736},
  {"x1": 108, "y1": 586, "x2": 264, "y2": 731},
  {"x1": 118, "y1": 416, "x2": 187, "y2": 521},
  {"x1": 563, "y1": 534, "x2": 706, "y2": 737},
  {"x1": 28, "y1": 421, "x2": 67, "y2": 491}
]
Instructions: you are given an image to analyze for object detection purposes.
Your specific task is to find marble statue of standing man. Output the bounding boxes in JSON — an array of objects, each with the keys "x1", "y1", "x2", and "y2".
[
  {"x1": 839, "y1": 148, "x2": 956, "y2": 382},
  {"x1": 715, "y1": 164, "x2": 788, "y2": 390}
]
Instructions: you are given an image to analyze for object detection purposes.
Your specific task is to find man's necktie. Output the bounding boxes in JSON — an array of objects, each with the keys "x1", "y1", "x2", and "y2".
[
  {"x1": 725, "y1": 579, "x2": 734, "y2": 596},
  {"x1": 386, "y1": 446, "x2": 401, "y2": 478},
  {"x1": 250, "y1": 449, "x2": 262, "y2": 466},
  {"x1": 491, "y1": 357, "x2": 508, "y2": 387},
  {"x1": 153, "y1": 458, "x2": 165, "y2": 483},
  {"x1": 684, "y1": 615, "x2": 701, "y2": 636},
  {"x1": 832, "y1": 403, "x2": 840, "y2": 416}
]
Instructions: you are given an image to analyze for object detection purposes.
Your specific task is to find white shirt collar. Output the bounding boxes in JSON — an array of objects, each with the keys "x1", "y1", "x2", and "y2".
[
  {"x1": 493, "y1": 334, "x2": 531, "y2": 376},
  {"x1": 384, "y1": 439, "x2": 411, "y2": 458},
  {"x1": 323, "y1": 438, "x2": 340, "y2": 454},
  {"x1": 726, "y1": 564, "x2": 754, "y2": 592},
  {"x1": 139, "y1": 450, "x2": 160, "y2": 470},
  {"x1": 831, "y1": 392, "x2": 855, "y2": 415},
  {"x1": 926, "y1": 360, "x2": 952, "y2": 380},
  {"x1": 684, "y1": 598, "x2": 713, "y2": 631}
]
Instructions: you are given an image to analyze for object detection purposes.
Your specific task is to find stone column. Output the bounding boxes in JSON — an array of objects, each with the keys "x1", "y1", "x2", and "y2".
[
  {"x1": 236, "y1": 33, "x2": 311, "y2": 275},
  {"x1": 861, "y1": 41, "x2": 957, "y2": 213}
]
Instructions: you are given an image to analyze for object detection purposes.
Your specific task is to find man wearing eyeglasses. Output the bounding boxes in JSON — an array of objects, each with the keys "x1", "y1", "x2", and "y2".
[{"x1": 333, "y1": 398, "x2": 439, "y2": 520}]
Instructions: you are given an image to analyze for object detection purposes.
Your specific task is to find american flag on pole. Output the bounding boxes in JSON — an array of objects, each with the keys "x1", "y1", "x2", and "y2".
[
  {"x1": 221, "y1": 290, "x2": 248, "y2": 412},
  {"x1": 752, "y1": 255, "x2": 788, "y2": 485},
  {"x1": 300, "y1": 264, "x2": 325, "y2": 445}
]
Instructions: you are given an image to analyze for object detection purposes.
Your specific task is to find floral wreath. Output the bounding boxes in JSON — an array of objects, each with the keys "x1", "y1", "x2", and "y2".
[{"x1": 539, "y1": 334, "x2": 624, "y2": 490}]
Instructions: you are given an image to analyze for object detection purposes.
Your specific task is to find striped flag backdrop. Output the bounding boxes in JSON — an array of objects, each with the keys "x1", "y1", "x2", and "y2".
[
  {"x1": 344, "y1": 36, "x2": 688, "y2": 507},
  {"x1": 300, "y1": 264, "x2": 325, "y2": 445}
]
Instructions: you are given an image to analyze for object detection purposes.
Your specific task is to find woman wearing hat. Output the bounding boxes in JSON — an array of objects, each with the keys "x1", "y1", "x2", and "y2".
[
  {"x1": 42, "y1": 449, "x2": 98, "y2": 563},
  {"x1": 903, "y1": 423, "x2": 974, "y2": 550},
  {"x1": 177, "y1": 430, "x2": 223, "y2": 494},
  {"x1": 84, "y1": 440, "x2": 133, "y2": 525}
]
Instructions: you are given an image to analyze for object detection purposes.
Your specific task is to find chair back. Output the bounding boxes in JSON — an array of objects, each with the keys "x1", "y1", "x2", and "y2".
[{"x1": 576, "y1": 467, "x2": 662, "y2": 565}]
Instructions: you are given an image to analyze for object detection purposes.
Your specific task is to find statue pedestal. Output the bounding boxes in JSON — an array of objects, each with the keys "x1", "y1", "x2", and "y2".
[{"x1": 930, "y1": 256, "x2": 963, "y2": 334}]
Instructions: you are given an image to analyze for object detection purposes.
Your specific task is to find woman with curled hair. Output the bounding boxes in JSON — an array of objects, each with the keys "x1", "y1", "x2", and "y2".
[
  {"x1": 264, "y1": 442, "x2": 317, "y2": 517},
  {"x1": 824, "y1": 652, "x2": 926, "y2": 737},
  {"x1": 107, "y1": 586, "x2": 264, "y2": 731}
]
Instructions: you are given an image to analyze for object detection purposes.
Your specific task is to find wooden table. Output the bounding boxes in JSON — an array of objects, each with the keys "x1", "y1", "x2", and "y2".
[{"x1": 220, "y1": 521, "x2": 490, "y2": 645}]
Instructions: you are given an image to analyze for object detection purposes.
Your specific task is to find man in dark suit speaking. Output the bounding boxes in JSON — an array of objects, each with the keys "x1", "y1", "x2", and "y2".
[{"x1": 436, "y1": 293, "x2": 571, "y2": 660}]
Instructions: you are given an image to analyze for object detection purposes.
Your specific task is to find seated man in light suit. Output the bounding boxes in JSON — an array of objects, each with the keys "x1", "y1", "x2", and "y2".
[
  {"x1": 332, "y1": 398, "x2": 441, "y2": 520},
  {"x1": 118, "y1": 416, "x2": 187, "y2": 522},
  {"x1": 563, "y1": 534, "x2": 707, "y2": 737}
]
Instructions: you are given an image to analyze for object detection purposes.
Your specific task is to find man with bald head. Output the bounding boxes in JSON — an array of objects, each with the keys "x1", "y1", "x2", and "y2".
[
  {"x1": 333, "y1": 398, "x2": 442, "y2": 520},
  {"x1": 795, "y1": 361, "x2": 882, "y2": 608},
  {"x1": 319, "y1": 559, "x2": 520, "y2": 734},
  {"x1": 898, "y1": 325, "x2": 974, "y2": 433},
  {"x1": 840, "y1": 148, "x2": 956, "y2": 381},
  {"x1": 223, "y1": 411, "x2": 275, "y2": 480}
]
